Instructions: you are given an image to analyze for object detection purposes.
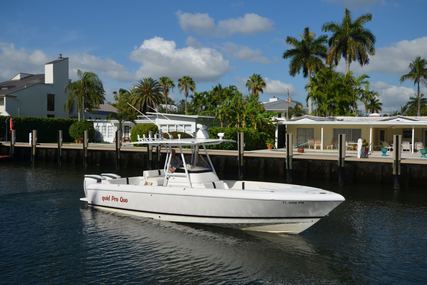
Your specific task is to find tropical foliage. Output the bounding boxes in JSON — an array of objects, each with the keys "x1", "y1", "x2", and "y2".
[
  {"x1": 400, "y1": 95, "x2": 427, "y2": 116},
  {"x1": 112, "y1": 88, "x2": 137, "y2": 121},
  {"x1": 246, "y1": 73, "x2": 266, "y2": 99},
  {"x1": 400, "y1": 56, "x2": 427, "y2": 116},
  {"x1": 159, "y1": 76, "x2": 175, "y2": 110},
  {"x1": 65, "y1": 70, "x2": 105, "y2": 121},
  {"x1": 131, "y1": 78, "x2": 162, "y2": 114},
  {"x1": 178, "y1": 76, "x2": 196, "y2": 114},
  {"x1": 69, "y1": 120, "x2": 95, "y2": 142},
  {"x1": 322, "y1": 8, "x2": 376, "y2": 74}
]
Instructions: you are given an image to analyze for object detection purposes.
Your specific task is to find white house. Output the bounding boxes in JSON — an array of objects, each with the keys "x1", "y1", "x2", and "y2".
[
  {"x1": 0, "y1": 55, "x2": 69, "y2": 118},
  {"x1": 92, "y1": 120, "x2": 134, "y2": 143},
  {"x1": 135, "y1": 112, "x2": 215, "y2": 136},
  {"x1": 280, "y1": 115, "x2": 427, "y2": 153}
]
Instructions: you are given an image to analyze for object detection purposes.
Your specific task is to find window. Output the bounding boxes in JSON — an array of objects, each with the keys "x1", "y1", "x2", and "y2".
[
  {"x1": 0, "y1": 97, "x2": 4, "y2": 106},
  {"x1": 333, "y1": 128, "x2": 362, "y2": 142},
  {"x1": 47, "y1": 94, "x2": 55, "y2": 111},
  {"x1": 296, "y1": 128, "x2": 314, "y2": 145},
  {"x1": 379, "y1": 130, "x2": 385, "y2": 143},
  {"x1": 402, "y1": 129, "x2": 412, "y2": 139}
]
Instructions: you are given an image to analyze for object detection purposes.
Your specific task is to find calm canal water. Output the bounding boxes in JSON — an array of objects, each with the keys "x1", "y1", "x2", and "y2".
[{"x1": 1, "y1": 161, "x2": 426, "y2": 284}]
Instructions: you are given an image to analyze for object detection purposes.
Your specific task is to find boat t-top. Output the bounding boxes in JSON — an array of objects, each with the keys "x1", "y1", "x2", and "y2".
[{"x1": 81, "y1": 128, "x2": 345, "y2": 234}]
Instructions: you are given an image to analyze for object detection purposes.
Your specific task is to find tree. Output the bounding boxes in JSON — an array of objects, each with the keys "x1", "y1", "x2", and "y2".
[
  {"x1": 401, "y1": 95, "x2": 427, "y2": 116},
  {"x1": 245, "y1": 74, "x2": 266, "y2": 99},
  {"x1": 159, "y1": 76, "x2": 175, "y2": 112},
  {"x1": 400, "y1": 56, "x2": 427, "y2": 116},
  {"x1": 65, "y1": 70, "x2": 105, "y2": 121},
  {"x1": 366, "y1": 96, "x2": 382, "y2": 114},
  {"x1": 112, "y1": 88, "x2": 137, "y2": 121},
  {"x1": 283, "y1": 27, "x2": 327, "y2": 113},
  {"x1": 178, "y1": 76, "x2": 196, "y2": 114},
  {"x1": 322, "y1": 9, "x2": 376, "y2": 74},
  {"x1": 131, "y1": 78, "x2": 162, "y2": 114}
]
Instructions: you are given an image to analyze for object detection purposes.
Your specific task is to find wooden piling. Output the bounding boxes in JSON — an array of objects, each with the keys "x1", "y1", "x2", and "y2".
[
  {"x1": 31, "y1": 130, "x2": 37, "y2": 162},
  {"x1": 392, "y1": 134, "x2": 401, "y2": 190},
  {"x1": 115, "y1": 130, "x2": 121, "y2": 169},
  {"x1": 83, "y1": 130, "x2": 88, "y2": 166},
  {"x1": 57, "y1": 130, "x2": 62, "y2": 163},
  {"x1": 337, "y1": 134, "x2": 346, "y2": 186},
  {"x1": 9, "y1": 129, "x2": 15, "y2": 157},
  {"x1": 237, "y1": 132, "x2": 244, "y2": 180},
  {"x1": 285, "y1": 133, "x2": 293, "y2": 183}
]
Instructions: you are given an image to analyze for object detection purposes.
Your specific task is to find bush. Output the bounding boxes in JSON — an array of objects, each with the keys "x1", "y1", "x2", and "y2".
[
  {"x1": 208, "y1": 127, "x2": 274, "y2": 150},
  {"x1": 69, "y1": 121, "x2": 95, "y2": 142},
  {"x1": 130, "y1": 123, "x2": 158, "y2": 142},
  {"x1": 0, "y1": 116, "x2": 76, "y2": 143}
]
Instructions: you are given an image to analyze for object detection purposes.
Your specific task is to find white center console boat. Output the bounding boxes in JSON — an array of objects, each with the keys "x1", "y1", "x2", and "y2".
[{"x1": 81, "y1": 134, "x2": 344, "y2": 234}]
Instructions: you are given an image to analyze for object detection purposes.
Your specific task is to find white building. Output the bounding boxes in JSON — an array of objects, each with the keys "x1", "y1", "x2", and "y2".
[
  {"x1": 93, "y1": 120, "x2": 134, "y2": 143},
  {"x1": 0, "y1": 56, "x2": 69, "y2": 118},
  {"x1": 135, "y1": 112, "x2": 215, "y2": 136}
]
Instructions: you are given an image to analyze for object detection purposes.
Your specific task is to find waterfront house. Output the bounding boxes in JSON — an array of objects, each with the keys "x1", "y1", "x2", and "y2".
[
  {"x1": 0, "y1": 56, "x2": 69, "y2": 118},
  {"x1": 280, "y1": 115, "x2": 427, "y2": 153},
  {"x1": 135, "y1": 112, "x2": 215, "y2": 136},
  {"x1": 93, "y1": 119, "x2": 134, "y2": 143}
]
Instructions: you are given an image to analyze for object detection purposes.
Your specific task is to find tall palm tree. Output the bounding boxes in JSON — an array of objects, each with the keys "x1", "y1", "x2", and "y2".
[
  {"x1": 178, "y1": 76, "x2": 195, "y2": 114},
  {"x1": 367, "y1": 96, "x2": 382, "y2": 114},
  {"x1": 65, "y1": 69, "x2": 105, "y2": 121},
  {"x1": 283, "y1": 27, "x2": 327, "y2": 113},
  {"x1": 159, "y1": 76, "x2": 175, "y2": 112},
  {"x1": 131, "y1": 78, "x2": 162, "y2": 114},
  {"x1": 400, "y1": 56, "x2": 427, "y2": 116},
  {"x1": 245, "y1": 73, "x2": 266, "y2": 99},
  {"x1": 322, "y1": 9, "x2": 376, "y2": 74}
]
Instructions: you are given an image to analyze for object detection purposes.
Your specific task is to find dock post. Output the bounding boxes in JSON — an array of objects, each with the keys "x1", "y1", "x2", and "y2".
[
  {"x1": 57, "y1": 130, "x2": 62, "y2": 164},
  {"x1": 9, "y1": 129, "x2": 15, "y2": 158},
  {"x1": 115, "y1": 130, "x2": 121, "y2": 169},
  {"x1": 337, "y1": 134, "x2": 346, "y2": 186},
  {"x1": 285, "y1": 133, "x2": 293, "y2": 183},
  {"x1": 392, "y1": 135, "x2": 401, "y2": 191},
  {"x1": 83, "y1": 130, "x2": 88, "y2": 166},
  {"x1": 31, "y1": 129, "x2": 37, "y2": 163},
  {"x1": 237, "y1": 132, "x2": 244, "y2": 180}
]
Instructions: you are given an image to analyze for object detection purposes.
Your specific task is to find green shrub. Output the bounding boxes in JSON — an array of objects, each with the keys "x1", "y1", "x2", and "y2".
[
  {"x1": 130, "y1": 123, "x2": 158, "y2": 141},
  {"x1": 208, "y1": 127, "x2": 274, "y2": 150},
  {"x1": 69, "y1": 121, "x2": 95, "y2": 142},
  {"x1": 0, "y1": 116, "x2": 75, "y2": 143}
]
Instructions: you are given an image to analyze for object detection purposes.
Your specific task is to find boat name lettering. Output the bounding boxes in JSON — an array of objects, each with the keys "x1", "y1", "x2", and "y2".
[{"x1": 101, "y1": 195, "x2": 128, "y2": 203}]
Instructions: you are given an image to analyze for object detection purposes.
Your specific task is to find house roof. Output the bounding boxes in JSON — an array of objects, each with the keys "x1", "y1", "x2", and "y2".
[
  {"x1": 94, "y1": 103, "x2": 118, "y2": 113},
  {"x1": 0, "y1": 74, "x2": 44, "y2": 96},
  {"x1": 281, "y1": 115, "x2": 427, "y2": 126},
  {"x1": 262, "y1": 99, "x2": 298, "y2": 111},
  {"x1": 45, "y1": 57, "x2": 68, "y2": 65}
]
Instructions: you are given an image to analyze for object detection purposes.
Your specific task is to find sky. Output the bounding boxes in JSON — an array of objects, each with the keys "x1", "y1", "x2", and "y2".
[{"x1": 0, "y1": 0, "x2": 426, "y2": 113}]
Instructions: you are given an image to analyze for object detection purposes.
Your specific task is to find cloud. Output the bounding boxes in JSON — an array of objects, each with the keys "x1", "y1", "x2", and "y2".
[
  {"x1": 265, "y1": 78, "x2": 295, "y2": 94},
  {"x1": 177, "y1": 12, "x2": 273, "y2": 36},
  {"x1": 0, "y1": 42, "x2": 133, "y2": 83},
  {"x1": 222, "y1": 43, "x2": 270, "y2": 64},
  {"x1": 218, "y1": 13, "x2": 273, "y2": 35},
  {"x1": 69, "y1": 53, "x2": 134, "y2": 81},
  {"x1": 186, "y1": 36, "x2": 202, "y2": 48},
  {"x1": 177, "y1": 11, "x2": 216, "y2": 34},
  {"x1": 373, "y1": 81, "x2": 417, "y2": 112},
  {"x1": 338, "y1": 36, "x2": 427, "y2": 75},
  {"x1": 0, "y1": 42, "x2": 49, "y2": 80},
  {"x1": 129, "y1": 36, "x2": 229, "y2": 81}
]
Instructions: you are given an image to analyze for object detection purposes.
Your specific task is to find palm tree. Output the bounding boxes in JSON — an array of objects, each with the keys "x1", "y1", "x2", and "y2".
[
  {"x1": 283, "y1": 27, "x2": 327, "y2": 113},
  {"x1": 322, "y1": 9, "x2": 376, "y2": 74},
  {"x1": 367, "y1": 96, "x2": 382, "y2": 114},
  {"x1": 245, "y1": 73, "x2": 266, "y2": 99},
  {"x1": 159, "y1": 76, "x2": 175, "y2": 112},
  {"x1": 178, "y1": 76, "x2": 195, "y2": 114},
  {"x1": 65, "y1": 69, "x2": 105, "y2": 121},
  {"x1": 400, "y1": 57, "x2": 427, "y2": 116},
  {"x1": 131, "y1": 78, "x2": 162, "y2": 114},
  {"x1": 401, "y1": 95, "x2": 427, "y2": 116}
]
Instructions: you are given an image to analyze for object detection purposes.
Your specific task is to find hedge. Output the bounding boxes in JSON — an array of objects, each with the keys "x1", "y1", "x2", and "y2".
[
  {"x1": 208, "y1": 127, "x2": 274, "y2": 150},
  {"x1": 69, "y1": 121, "x2": 95, "y2": 142},
  {"x1": 0, "y1": 116, "x2": 76, "y2": 143},
  {"x1": 130, "y1": 123, "x2": 159, "y2": 142}
]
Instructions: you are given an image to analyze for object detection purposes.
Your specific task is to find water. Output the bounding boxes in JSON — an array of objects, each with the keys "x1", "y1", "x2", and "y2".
[{"x1": 1, "y1": 162, "x2": 426, "y2": 284}]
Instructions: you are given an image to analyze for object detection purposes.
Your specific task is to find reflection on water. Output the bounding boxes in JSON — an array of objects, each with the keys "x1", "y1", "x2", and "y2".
[{"x1": 0, "y1": 161, "x2": 426, "y2": 284}]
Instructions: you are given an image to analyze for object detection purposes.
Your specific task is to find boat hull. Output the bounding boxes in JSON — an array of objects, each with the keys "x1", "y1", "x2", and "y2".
[{"x1": 82, "y1": 184, "x2": 342, "y2": 234}]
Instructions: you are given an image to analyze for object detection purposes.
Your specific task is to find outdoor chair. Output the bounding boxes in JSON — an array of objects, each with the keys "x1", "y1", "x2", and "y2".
[
  {"x1": 307, "y1": 139, "x2": 314, "y2": 149},
  {"x1": 415, "y1": 142, "x2": 424, "y2": 151},
  {"x1": 402, "y1": 141, "x2": 411, "y2": 151},
  {"x1": 314, "y1": 140, "x2": 321, "y2": 149}
]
